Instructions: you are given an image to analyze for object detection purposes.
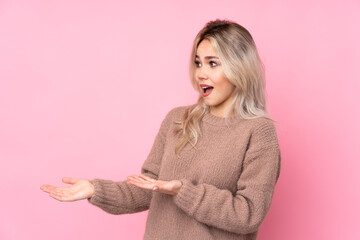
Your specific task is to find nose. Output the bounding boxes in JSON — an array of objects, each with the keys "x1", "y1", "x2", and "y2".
[{"x1": 196, "y1": 66, "x2": 208, "y2": 81}]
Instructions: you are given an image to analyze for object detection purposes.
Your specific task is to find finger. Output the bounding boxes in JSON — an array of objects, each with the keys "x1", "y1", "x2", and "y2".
[
  {"x1": 127, "y1": 178, "x2": 147, "y2": 186},
  {"x1": 53, "y1": 188, "x2": 70, "y2": 195},
  {"x1": 127, "y1": 179, "x2": 144, "y2": 188},
  {"x1": 53, "y1": 186, "x2": 72, "y2": 191},
  {"x1": 129, "y1": 179, "x2": 158, "y2": 192},
  {"x1": 52, "y1": 189, "x2": 64, "y2": 196},
  {"x1": 41, "y1": 185, "x2": 70, "y2": 194},
  {"x1": 49, "y1": 191, "x2": 66, "y2": 201},
  {"x1": 139, "y1": 174, "x2": 156, "y2": 183},
  {"x1": 128, "y1": 174, "x2": 139, "y2": 178},
  {"x1": 127, "y1": 175, "x2": 148, "y2": 183},
  {"x1": 62, "y1": 177, "x2": 78, "y2": 185},
  {"x1": 52, "y1": 189, "x2": 73, "y2": 201},
  {"x1": 127, "y1": 175, "x2": 142, "y2": 182},
  {"x1": 127, "y1": 179, "x2": 153, "y2": 190},
  {"x1": 41, "y1": 184, "x2": 56, "y2": 189},
  {"x1": 127, "y1": 175, "x2": 144, "y2": 180},
  {"x1": 40, "y1": 185, "x2": 57, "y2": 193},
  {"x1": 50, "y1": 192, "x2": 73, "y2": 202}
]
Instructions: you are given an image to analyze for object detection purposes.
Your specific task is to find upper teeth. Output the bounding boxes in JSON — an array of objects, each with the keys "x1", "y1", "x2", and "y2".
[{"x1": 202, "y1": 86, "x2": 211, "y2": 89}]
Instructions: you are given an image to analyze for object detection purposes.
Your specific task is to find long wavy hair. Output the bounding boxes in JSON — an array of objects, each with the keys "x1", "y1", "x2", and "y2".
[{"x1": 174, "y1": 19, "x2": 276, "y2": 157}]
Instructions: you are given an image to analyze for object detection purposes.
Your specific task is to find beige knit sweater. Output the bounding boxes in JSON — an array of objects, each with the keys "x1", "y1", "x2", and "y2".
[{"x1": 88, "y1": 105, "x2": 281, "y2": 240}]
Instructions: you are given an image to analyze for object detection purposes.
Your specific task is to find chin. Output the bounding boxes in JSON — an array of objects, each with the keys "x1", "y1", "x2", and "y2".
[{"x1": 203, "y1": 100, "x2": 217, "y2": 107}]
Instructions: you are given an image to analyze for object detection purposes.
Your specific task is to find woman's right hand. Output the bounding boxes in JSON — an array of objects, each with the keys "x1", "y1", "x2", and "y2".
[{"x1": 40, "y1": 178, "x2": 95, "y2": 202}]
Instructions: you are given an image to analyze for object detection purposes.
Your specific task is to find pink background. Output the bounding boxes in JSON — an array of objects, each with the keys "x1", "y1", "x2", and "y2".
[{"x1": 1, "y1": 0, "x2": 359, "y2": 239}]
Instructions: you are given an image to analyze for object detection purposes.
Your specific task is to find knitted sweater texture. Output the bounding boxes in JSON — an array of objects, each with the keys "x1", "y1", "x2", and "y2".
[{"x1": 88, "y1": 105, "x2": 281, "y2": 240}]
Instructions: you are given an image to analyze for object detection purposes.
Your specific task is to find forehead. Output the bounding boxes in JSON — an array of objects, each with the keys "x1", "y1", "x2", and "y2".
[{"x1": 196, "y1": 39, "x2": 218, "y2": 57}]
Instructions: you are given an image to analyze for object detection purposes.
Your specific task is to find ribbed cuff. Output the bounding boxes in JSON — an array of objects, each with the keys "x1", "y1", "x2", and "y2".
[
  {"x1": 87, "y1": 178, "x2": 121, "y2": 206},
  {"x1": 173, "y1": 179, "x2": 205, "y2": 216},
  {"x1": 87, "y1": 179, "x2": 104, "y2": 205}
]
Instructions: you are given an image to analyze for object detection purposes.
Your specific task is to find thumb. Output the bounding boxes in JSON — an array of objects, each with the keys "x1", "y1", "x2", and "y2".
[{"x1": 62, "y1": 177, "x2": 78, "y2": 185}]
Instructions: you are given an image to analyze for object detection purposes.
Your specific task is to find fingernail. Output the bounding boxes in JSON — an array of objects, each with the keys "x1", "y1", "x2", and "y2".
[{"x1": 153, "y1": 186, "x2": 158, "y2": 191}]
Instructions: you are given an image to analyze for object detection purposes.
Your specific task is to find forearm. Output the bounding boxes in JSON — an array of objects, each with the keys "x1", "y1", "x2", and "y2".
[
  {"x1": 173, "y1": 144, "x2": 281, "y2": 235},
  {"x1": 173, "y1": 179, "x2": 274, "y2": 234},
  {"x1": 88, "y1": 177, "x2": 153, "y2": 215}
]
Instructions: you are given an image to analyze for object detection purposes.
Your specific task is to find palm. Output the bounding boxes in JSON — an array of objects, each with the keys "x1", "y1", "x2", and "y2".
[
  {"x1": 127, "y1": 174, "x2": 182, "y2": 196},
  {"x1": 40, "y1": 178, "x2": 94, "y2": 202}
]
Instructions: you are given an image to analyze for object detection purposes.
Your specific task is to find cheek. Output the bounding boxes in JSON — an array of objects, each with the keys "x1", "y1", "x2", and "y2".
[
  {"x1": 216, "y1": 77, "x2": 235, "y2": 94},
  {"x1": 193, "y1": 77, "x2": 201, "y2": 91},
  {"x1": 222, "y1": 85, "x2": 235, "y2": 99}
]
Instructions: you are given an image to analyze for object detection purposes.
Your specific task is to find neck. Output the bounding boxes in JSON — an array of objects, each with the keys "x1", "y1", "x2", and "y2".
[{"x1": 210, "y1": 107, "x2": 233, "y2": 118}]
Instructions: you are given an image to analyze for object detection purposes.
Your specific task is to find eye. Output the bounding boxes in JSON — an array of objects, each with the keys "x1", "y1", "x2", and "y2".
[
  {"x1": 194, "y1": 60, "x2": 201, "y2": 67},
  {"x1": 209, "y1": 61, "x2": 217, "y2": 67}
]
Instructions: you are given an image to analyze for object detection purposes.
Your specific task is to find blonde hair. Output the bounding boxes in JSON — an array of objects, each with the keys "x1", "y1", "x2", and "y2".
[{"x1": 174, "y1": 19, "x2": 277, "y2": 157}]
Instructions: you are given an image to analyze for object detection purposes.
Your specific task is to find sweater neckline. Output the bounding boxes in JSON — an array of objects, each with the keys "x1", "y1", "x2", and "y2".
[{"x1": 202, "y1": 111, "x2": 244, "y2": 126}]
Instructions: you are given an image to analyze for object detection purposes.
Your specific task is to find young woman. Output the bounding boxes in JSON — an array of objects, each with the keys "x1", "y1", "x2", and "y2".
[{"x1": 41, "y1": 19, "x2": 281, "y2": 240}]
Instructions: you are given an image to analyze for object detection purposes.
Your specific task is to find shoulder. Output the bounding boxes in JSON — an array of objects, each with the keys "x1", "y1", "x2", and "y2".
[
  {"x1": 157, "y1": 105, "x2": 191, "y2": 130},
  {"x1": 164, "y1": 104, "x2": 191, "y2": 121},
  {"x1": 246, "y1": 117, "x2": 279, "y2": 150},
  {"x1": 248, "y1": 117, "x2": 277, "y2": 133}
]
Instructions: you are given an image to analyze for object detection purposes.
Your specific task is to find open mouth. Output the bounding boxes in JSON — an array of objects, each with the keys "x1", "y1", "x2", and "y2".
[{"x1": 200, "y1": 85, "x2": 214, "y2": 97}]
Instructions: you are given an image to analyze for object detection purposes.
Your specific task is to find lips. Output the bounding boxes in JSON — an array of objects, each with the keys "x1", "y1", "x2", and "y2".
[{"x1": 200, "y1": 84, "x2": 214, "y2": 97}]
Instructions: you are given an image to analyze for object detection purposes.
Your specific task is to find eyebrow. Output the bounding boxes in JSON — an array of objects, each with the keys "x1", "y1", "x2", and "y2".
[{"x1": 195, "y1": 55, "x2": 219, "y2": 60}]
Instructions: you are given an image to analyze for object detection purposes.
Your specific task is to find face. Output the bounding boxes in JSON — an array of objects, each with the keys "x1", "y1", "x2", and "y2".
[{"x1": 194, "y1": 39, "x2": 236, "y2": 117}]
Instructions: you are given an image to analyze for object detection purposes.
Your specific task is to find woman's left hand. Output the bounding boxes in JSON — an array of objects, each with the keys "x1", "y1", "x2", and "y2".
[{"x1": 127, "y1": 174, "x2": 182, "y2": 196}]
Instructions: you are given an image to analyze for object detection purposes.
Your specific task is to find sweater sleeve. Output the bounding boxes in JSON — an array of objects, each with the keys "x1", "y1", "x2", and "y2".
[
  {"x1": 87, "y1": 108, "x2": 176, "y2": 215},
  {"x1": 173, "y1": 119, "x2": 281, "y2": 234}
]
